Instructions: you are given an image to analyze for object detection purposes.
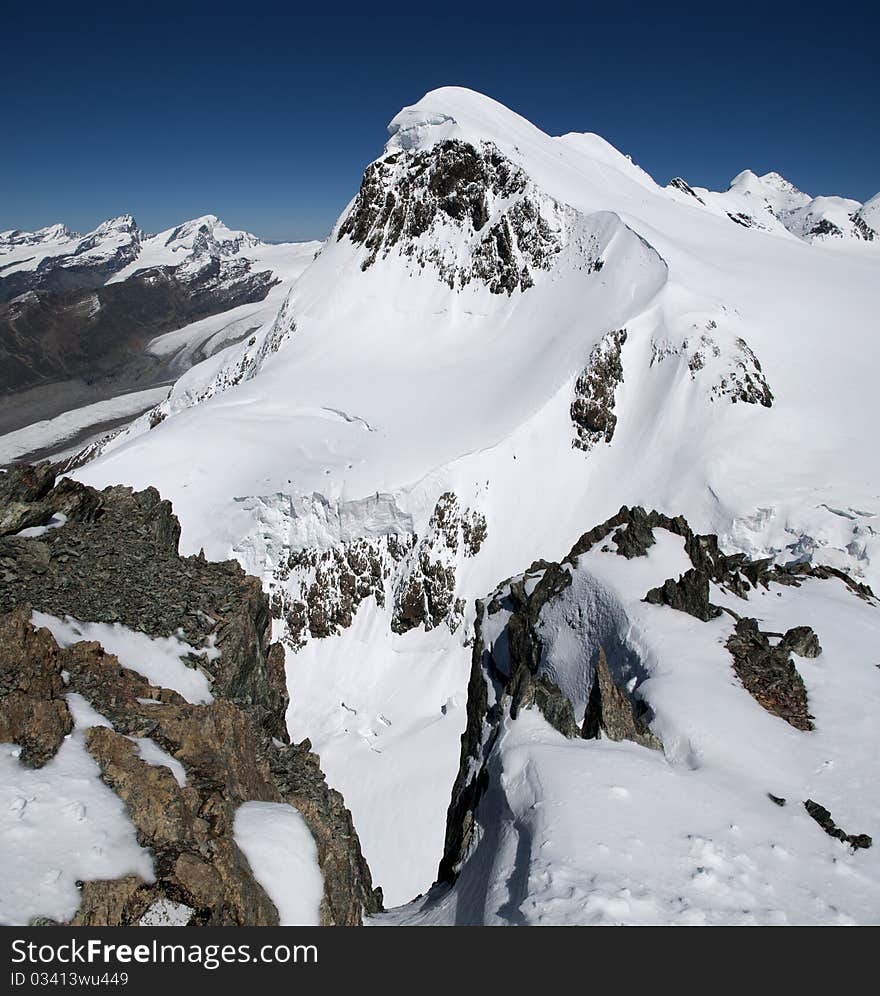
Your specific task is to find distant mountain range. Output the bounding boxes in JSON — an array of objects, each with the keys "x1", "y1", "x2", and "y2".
[{"x1": 0, "y1": 215, "x2": 319, "y2": 447}]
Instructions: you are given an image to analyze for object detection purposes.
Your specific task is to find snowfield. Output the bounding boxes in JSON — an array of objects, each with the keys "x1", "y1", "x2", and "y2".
[{"x1": 33, "y1": 85, "x2": 880, "y2": 923}]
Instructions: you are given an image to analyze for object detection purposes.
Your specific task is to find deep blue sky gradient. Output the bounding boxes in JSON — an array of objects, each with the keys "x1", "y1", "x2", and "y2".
[{"x1": 3, "y1": 1, "x2": 877, "y2": 241}]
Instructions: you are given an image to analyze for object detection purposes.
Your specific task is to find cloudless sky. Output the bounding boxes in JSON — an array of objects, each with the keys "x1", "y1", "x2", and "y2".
[{"x1": 2, "y1": 1, "x2": 877, "y2": 242}]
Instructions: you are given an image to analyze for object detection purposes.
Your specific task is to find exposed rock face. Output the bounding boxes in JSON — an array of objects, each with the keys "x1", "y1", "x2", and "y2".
[
  {"x1": 440, "y1": 551, "x2": 659, "y2": 882},
  {"x1": 392, "y1": 493, "x2": 483, "y2": 635},
  {"x1": 264, "y1": 490, "x2": 486, "y2": 649},
  {"x1": 501, "y1": 563, "x2": 579, "y2": 737},
  {"x1": 581, "y1": 647, "x2": 662, "y2": 749},
  {"x1": 338, "y1": 139, "x2": 565, "y2": 293},
  {"x1": 0, "y1": 463, "x2": 101, "y2": 537},
  {"x1": 804, "y1": 800, "x2": 872, "y2": 851},
  {"x1": 280, "y1": 536, "x2": 409, "y2": 647},
  {"x1": 571, "y1": 329, "x2": 627, "y2": 451},
  {"x1": 439, "y1": 602, "x2": 495, "y2": 884},
  {"x1": 713, "y1": 338, "x2": 774, "y2": 406},
  {"x1": 0, "y1": 468, "x2": 380, "y2": 926},
  {"x1": 652, "y1": 325, "x2": 774, "y2": 408},
  {"x1": 0, "y1": 609, "x2": 72, "y2": 766},
  {"x1": 782, "y1": 625, "x2": 822, "y2": 658},
  {"x1": 726, "y1": 618, "x2": 813, "y2": 731},
  {"x1": 850, "y1": 212, "x2": 876, "y2": 241},
  {"x1": 645, "y1": 568, "x2": 722, "y2": 622},
  {"x1": 669, "y1": 177, "x2": 705, "y2": 204},
  {"x1": 0, "y1": 465, "x2": 286, "y2": 740}
]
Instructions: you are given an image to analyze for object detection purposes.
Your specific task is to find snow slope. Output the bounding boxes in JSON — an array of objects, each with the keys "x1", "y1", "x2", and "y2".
[{"x1": 71, "y1": 87, "x2": 880, "y2": 914}]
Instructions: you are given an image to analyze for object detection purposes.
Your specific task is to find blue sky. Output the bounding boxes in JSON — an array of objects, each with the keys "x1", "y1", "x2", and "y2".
[{"x1": 3, "y1": 1, "x2": 877, "y2": 242}]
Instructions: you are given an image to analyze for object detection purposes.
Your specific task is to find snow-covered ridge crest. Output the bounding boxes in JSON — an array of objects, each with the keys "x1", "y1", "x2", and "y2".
[{"x1": 385, "y1": 87, "x2": 549, "y2": 156}]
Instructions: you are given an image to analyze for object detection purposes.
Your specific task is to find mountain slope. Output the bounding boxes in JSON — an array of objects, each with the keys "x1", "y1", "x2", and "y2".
[{"x1": 65, "y1": 87, "x2": 880, "y2": 915}]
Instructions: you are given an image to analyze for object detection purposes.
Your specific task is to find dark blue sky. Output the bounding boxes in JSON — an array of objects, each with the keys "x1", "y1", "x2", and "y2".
[{"x1": 3, "y1": 1, "x2": 877, "y2": 242}]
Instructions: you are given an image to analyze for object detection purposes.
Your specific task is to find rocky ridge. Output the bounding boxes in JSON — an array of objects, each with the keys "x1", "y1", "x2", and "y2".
[
  {"x1": 439, "y1": 504, "x2": 876, "y2": 883},
  {"x1": 0, "y1": 464, "x2": 380, "y2": 925}
]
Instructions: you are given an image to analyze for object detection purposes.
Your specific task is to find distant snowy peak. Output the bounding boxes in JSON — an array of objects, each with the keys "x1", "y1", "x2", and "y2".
[
  {"x1": 679, "y1": 169, "x2": 878, "y2": 246},
  {"x1": 0, "y1": 222, "x2": 72, "y2": 247},
  {"x1": 106, "y1": 215, "x2": 268, "y2": 284},
  {"x1": 159, "y1": 215, "x2": 262, "y2": 258},
  {"x1": 0, "y1": 213, "x2": 298, "y2": 300}
]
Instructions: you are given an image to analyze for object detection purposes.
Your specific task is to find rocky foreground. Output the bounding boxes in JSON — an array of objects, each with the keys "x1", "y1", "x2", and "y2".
[
  {"x1": 0, "y1": 464, "x2": 380, "y2": 925},
  {"x1": 2, "y1": 464, "x2": 877, "y2": 926}
]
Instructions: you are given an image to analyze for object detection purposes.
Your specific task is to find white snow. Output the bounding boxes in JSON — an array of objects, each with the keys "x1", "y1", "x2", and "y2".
[
  {"x1": 138, "y1": 899, "x2": 193, "y2": 926},
  {"x1": 233, "y1": 801, "x2": 324, "y2": 925},
  {"x1": 15, "y1": 512, "x2": 67, "y2": 538},
  {"x1": 284, "y1": 599, "x2": 470, "y2": 906},
  {"x1": 129, "y1": 737, "x2": 187, "y2": 786},
  {"x1": 0, "y1": 693, "x2": 154, "y2": 926},
  {"x1": 32, "y1": 612, "x2": 215, "y2": 704}
]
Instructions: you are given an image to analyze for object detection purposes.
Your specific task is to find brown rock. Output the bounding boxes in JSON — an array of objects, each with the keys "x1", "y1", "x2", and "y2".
[{"x1": 0, "y1": 606, "x2": 72, "y2": 766}]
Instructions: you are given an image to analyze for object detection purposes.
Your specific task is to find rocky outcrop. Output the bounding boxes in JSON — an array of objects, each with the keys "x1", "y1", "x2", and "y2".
[
  {"x1": 781, "y1": 625, "x2": 822, "y2": 658},
  {"x1": 711, "y1": 338, "x2": 774, "y2": 407},
  {"x1": 438, "y1": 602, "x2": 494, "y2": 884},
  {"x1": 440, "y1": 552, "x2": 658, "y2": 882},
  {"x1": 392, "y1": 493, "x2": 482, "y2": 635},
  {"x1": 804, "y1": 800, "x2": 872, "y2": 851},
  {"x1": 581, "y1": 647, "x2": 662, "y2": 749},
  {"x1": 0, "y1": 465, "x2": 286, "y2": 740},
  {"x1": 650, "y1": 326, "x2": 773, "y2": 409},
  {"x1": 260, "y1": 490, "x2": 486, "y2": 650},
  {"x1": 338, "y1": 139, "x2": 565, "y2": 293},
  {"x1": 669, "y1": 177, "x2": 705, "y2": 203},
  {"x1": 0, "y1": 468, "x2": 380, "y2": 926},
  {"x1": 562, "y1": 503, "x2": 855, "y2": 728},
  {"x1": 725, "y1": 618, "x2": 813, "y2": 731},
  {"x1": 278, "y1": 535, "x2": 411, "y2": 648},
  {"x1": 645, "y1": 568, "x2": 722, "y2": 622},
  {"x1": 0, "y1": 609, "x2": 73, "y2": 766},
  {"x1": 571, "y1": 328, "x2": 627, "y2": 451}
]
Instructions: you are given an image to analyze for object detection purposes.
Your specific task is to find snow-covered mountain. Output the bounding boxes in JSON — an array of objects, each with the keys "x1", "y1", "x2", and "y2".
[
  {"x1": 0, "y1": 213, "x2": 300, "y2": 295},
  {"x1": 0, "y1": 215, "x2": 320, "y2": 459},
  {"x1": 6, "y1": 87, "x2": 880, "y2": 925},
  {"x1": 668, "y1": 168, "x2": 878, "y2": 244}
]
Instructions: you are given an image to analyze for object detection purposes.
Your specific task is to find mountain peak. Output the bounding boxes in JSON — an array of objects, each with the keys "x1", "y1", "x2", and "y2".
[
  {"x1": 386, "y1": 86, "x2": 545, "y2": 155},
  {"x1": 728, "y1": 169, "x2": 806, "y2": 198}
]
